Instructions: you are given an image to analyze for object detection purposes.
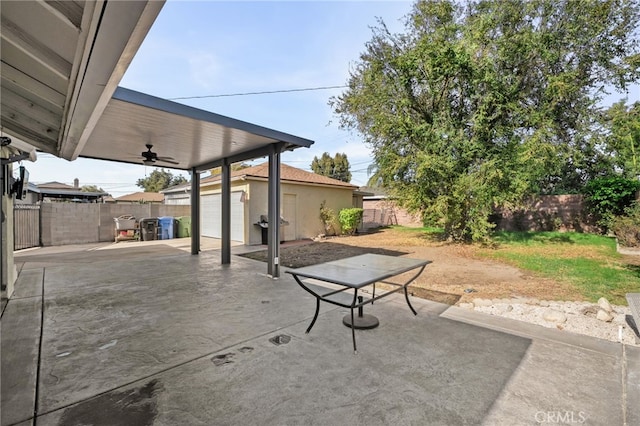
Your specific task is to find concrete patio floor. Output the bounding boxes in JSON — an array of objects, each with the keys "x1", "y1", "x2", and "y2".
[{"x1": 2, "y1": 240, "x2": 638, "y2": 425}]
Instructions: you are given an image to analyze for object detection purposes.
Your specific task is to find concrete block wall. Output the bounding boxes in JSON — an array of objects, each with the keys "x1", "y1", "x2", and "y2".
[
  {"x1": 41, "y1": 204, "x2": 190, "y2": 246},
  {"x1": 41, "y1": 203, "x2": 100, "y2": 246}
]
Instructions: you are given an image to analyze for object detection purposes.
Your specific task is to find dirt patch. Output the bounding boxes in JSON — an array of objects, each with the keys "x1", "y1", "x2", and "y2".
[
  {"x1": 239, "y1": 229, "x2": 583, "y2": 305},
  {"x1": 242, "y1": 241, "x2": 408, "y2": 268}
]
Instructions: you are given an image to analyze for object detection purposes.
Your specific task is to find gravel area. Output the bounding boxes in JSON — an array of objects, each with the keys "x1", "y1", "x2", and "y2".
[{"x1": 459, "y1": 297, "x2": 640, "y2": 346}]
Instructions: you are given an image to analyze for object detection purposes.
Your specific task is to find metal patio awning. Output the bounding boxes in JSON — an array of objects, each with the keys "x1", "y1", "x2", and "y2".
[
  {"x1": 79, "y1": 87, "x2": 314, "y2": 171},
  {"x1": 78, "y1": 87, "x2": 314, "y2": 278}
]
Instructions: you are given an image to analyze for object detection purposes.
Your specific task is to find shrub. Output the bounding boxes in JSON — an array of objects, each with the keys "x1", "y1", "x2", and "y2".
[
  {"x1": 610, "y1": 202, "x2": 640, "y2": 247},
  {"x1": 338, "y1": 208, "x2": 363, "y2": 235},
  {"x1": 319, "y1": 201, "x2": 336, "y2": 235},
  {"x1": 583, "y1": 177, "x2": 640, "y2": 231}
]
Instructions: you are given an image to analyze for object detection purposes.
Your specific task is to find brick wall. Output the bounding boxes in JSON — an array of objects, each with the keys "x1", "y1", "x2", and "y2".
[
  {"x1": 40, "y1": 203, "x2": 190, "y2": 246},
  {"x1": 361, "y1": 195, "x2": 597, "y2": 233},
  {"x1": 492, "y1": 194, "x2": 597, "y2": 232},
  {"x1": 362, "y1": 199, "x2": 422, "y2": 229}
]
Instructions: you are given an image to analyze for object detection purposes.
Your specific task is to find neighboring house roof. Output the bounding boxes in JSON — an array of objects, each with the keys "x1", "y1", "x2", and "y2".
[
  {"x1": 161, "y1": 183, "x2": 191, "y2": 195},
  {"x1": 26, "y1": 182, "x2": 41, "y2": 193},
  {"x1": 37, "y1": 181, "x2": 76, "y2": 190},
  {"x1": 115, "y1": 192, "x2": 164, "y2": 203},
  {"x1": 359, "y1": 186, "x2": 389, "y2": 199},
  {"x1": 33, "y1": 182, "x2": 107, "y2": 199},
  {"x1": 354, "y1": 189, "x2": 375, "y2": 197}
]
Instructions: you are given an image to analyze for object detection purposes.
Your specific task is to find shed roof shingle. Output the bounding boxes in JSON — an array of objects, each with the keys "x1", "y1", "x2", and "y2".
[{"x1": 201, "y1": 162, "x2": 357, "y2": 188}]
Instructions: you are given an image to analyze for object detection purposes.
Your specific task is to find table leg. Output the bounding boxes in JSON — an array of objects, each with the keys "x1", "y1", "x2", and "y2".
[
  {"x1": 404, "y1": 287, "x2": 418, "y2": 315},
  {"x1": 306, "y1": 297, "x2": 321, "y2": 334},
  {"x1": 350, "y1": 307, "x2": 357, "y2": 353},
  {"x1": 399, "y1": 264, "x2": 426, "y2": 315}
]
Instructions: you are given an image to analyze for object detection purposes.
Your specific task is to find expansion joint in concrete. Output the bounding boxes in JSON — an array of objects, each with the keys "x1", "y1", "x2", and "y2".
[
  {"x1": 622, "y1": 344, "x2": 628, "y2": 426},
  {"x1": 33, "y1": 268, "x2": 45, "y2": 426}
]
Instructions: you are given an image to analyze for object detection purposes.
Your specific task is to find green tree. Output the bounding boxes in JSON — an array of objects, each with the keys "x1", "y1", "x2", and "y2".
[
  {"x1": 332, "y1": 0, "x2": 640, "y2": 241},
  {"x1": 81, "y1": 185, "x2": 104, "y2": 193},
  {"x1": 136, "y1": 169, "x2": 188, "y2": 192},
  {"x1": 310, "y1": 152, "x2": 352, "y2": 182},
  {"x1": 208, "y1": 162, "x2": 251, "y2": 176},
  {"x1": 603, "y1": 101, "x2": 640, "y2": 179}
]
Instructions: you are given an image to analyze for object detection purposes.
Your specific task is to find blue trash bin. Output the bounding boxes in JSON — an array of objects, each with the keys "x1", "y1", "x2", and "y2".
[{"x1": 158, "y1": 216, "x2": 175, "y2": 240}]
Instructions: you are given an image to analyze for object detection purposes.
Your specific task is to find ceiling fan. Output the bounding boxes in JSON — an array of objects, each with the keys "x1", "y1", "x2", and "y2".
[{"x1": 140, "y1": 144, "x2": 179, "y2": 166}]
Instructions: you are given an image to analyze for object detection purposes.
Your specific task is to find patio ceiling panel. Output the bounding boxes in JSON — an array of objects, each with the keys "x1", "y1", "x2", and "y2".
[
  {"x1": 79, "y1": 87, "x2": 314, "y2": 171},
  {"x1": 0, "y1": 0, "x2": 164, "y2": 159}
]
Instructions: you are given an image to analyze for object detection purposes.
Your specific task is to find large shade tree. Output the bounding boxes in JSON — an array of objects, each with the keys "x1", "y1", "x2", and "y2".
[
  {"x1": 136, "y1": 169, "x2": 188, "y2": 192},
  {"x1": 332, "y1": 0, "x2": 640, "y2": 241}
]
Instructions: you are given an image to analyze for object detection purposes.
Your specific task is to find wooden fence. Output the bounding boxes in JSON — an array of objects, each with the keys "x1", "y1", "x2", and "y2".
[{"x1": 13, "y1": 204, "x2": 40, "y2": 250}]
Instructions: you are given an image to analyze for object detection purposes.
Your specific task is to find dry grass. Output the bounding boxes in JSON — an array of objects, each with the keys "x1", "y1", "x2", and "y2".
[
  {"x1": 242, "y1": 227, "x2": 640, "y2": 304},
  {"x1": 241, "y1": 227, "x2": 590, "y2": 305}
]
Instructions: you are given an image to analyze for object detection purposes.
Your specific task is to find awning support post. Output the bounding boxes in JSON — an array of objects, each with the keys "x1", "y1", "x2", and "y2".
[
  {"x1": 190, "y1": 168, "x2": 200, "y2": 255},
  {"x1": 221, "y1": 160, "x2": 231, "y2": 264},
  {"x1": 267, "y1": 144, "x2": 283, "y2": 278}
]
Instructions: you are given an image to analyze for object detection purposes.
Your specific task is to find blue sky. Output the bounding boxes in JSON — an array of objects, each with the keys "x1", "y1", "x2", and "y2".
[{"x1": 24, "y1": 0, "x2": 639, "y2": 196}]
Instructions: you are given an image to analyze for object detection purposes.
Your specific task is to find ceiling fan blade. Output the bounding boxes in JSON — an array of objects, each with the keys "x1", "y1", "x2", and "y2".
[{"x1": 156, "y1": 157, "x2": 180, "y2": 165}]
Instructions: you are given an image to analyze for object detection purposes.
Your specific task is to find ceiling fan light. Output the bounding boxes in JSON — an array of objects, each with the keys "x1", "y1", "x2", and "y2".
[{"x1": 143, "y1": 159, "x2": 155, "y2": 166}]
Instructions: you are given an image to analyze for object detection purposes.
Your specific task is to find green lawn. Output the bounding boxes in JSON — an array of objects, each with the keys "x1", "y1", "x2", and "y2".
[
  {"x1": 479, "y1": 231, "x2": 640, "y2": 305},
  {"x1": 383, "y1": 226, "x2": 639, "y2": 304}
]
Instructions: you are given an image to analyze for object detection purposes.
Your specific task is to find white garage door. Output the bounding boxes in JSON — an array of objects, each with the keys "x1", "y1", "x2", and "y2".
[{"x1": 201, "y1": 192, "x2": 245, "y2": 242}]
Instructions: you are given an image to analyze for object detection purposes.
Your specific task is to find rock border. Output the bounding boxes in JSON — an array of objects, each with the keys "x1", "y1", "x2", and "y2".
[{"x1": 458, "y1": 297, "x2": 639, "y2": 346}]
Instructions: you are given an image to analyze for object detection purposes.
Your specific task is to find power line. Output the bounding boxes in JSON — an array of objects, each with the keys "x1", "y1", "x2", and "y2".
[{"x1": 167, "y1": 85, "x2": 348, "y2": 101}]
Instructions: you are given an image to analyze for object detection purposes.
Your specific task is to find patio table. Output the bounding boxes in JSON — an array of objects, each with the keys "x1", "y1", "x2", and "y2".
[{"x1": 286, "y1": 253, "x2": 431, "y2": 353}]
